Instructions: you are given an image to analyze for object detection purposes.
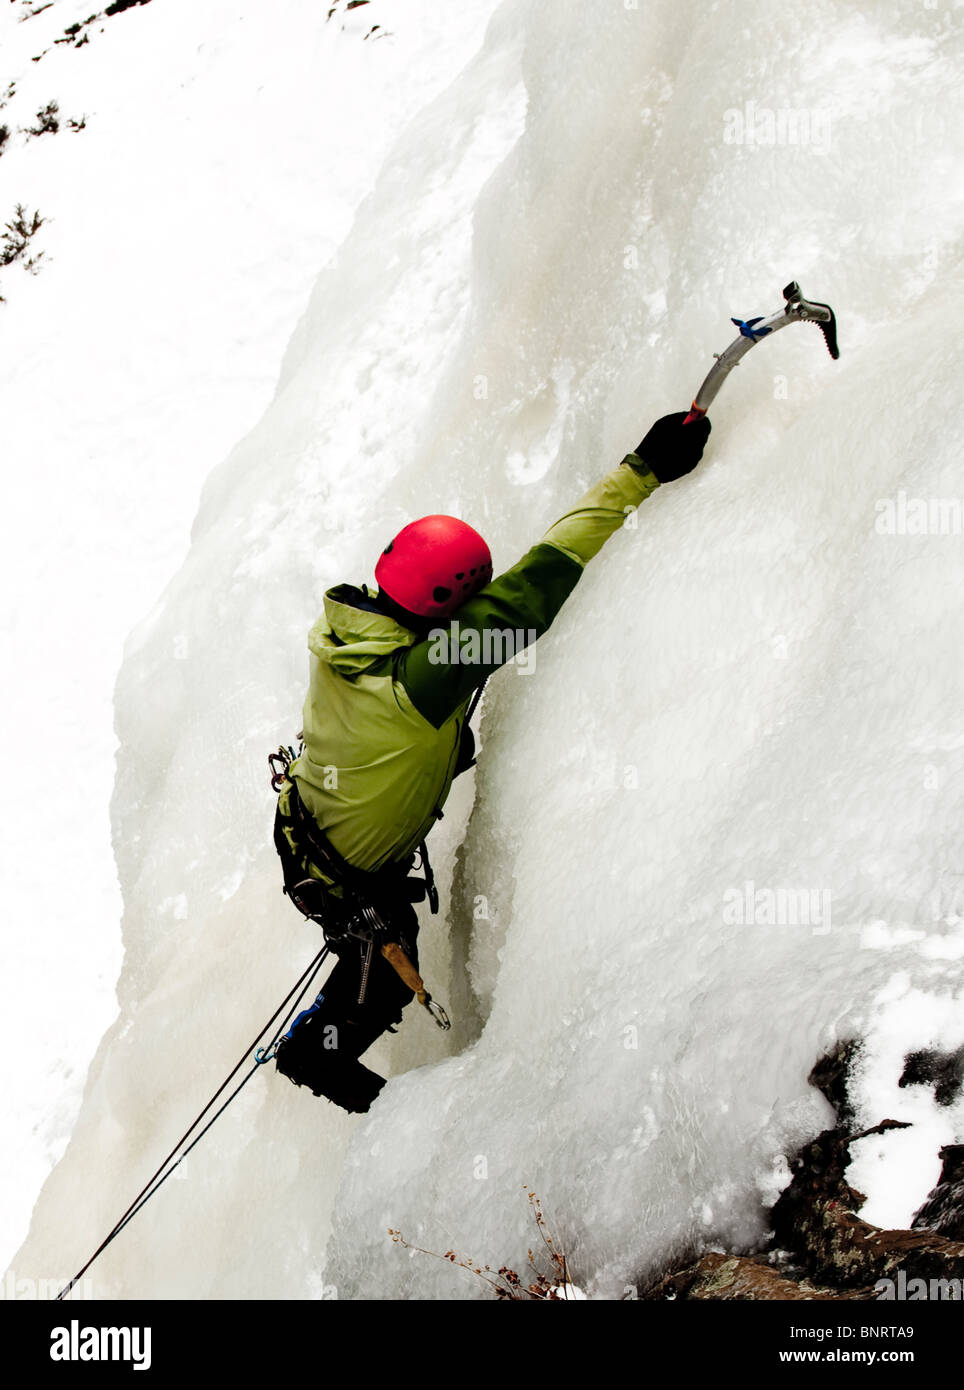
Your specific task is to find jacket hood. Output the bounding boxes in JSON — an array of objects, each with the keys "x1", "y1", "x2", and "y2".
[{"x1": 307, "y1": 584, "x2": 417, "y2": 675}]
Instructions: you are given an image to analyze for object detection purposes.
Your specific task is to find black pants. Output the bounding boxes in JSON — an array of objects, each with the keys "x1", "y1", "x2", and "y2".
[{"x1": 275, "y1": 904, "x2": 420, "y2": 1113}]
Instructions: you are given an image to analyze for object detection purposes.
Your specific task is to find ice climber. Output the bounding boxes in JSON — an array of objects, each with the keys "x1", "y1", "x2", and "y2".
[{"x1": 271, "y1": 411, "x2": 711, "y2": 1112}]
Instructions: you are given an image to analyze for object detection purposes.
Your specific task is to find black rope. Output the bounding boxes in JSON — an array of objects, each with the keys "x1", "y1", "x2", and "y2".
[
  {"x1": 56, "y1": 945, "x2": 331, "y2": 1300},
  {"x1": 465, "y1": 677, "x2": 487, "y2": 724},
  {"x1": 105, "y1": 1067, "x2": 262, "y2": 1246},
  {"x1": 101, "y1": 946, "x2": 331, "y2": 1248}
]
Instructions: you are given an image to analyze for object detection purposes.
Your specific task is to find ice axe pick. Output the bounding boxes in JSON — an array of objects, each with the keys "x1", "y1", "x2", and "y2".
[{"x1": 682, "y1": 280, "x2": 839, "y2": 425}]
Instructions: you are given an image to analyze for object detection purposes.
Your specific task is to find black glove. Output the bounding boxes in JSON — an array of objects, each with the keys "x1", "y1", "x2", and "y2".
[{"x1": 631, "y1": 411, "x2": 711, "y2": 484}]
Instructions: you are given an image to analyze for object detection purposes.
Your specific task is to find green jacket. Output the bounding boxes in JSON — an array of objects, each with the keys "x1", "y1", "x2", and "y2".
[{"x1": 285, "y1": 455, "x2": 660, "y2": 877}]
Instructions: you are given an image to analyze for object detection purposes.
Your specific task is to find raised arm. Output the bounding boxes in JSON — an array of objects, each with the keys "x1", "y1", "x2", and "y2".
[{"x1": 398, "y1": 413, "x2": 710, "y2": 727}]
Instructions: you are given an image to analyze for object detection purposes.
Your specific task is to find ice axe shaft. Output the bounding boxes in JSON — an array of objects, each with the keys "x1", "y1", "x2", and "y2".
[
  {"x1": 381, "y1": 941, "x2": 451, "y2": 1030},
  {"x1": 682, "y1": 280, "x2": 839, "y2": 425}
]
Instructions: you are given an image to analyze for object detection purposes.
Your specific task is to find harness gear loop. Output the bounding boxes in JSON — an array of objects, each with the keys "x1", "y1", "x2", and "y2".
[{"x1": 269, "y1": 743, "x2": 301, "y2": 793}]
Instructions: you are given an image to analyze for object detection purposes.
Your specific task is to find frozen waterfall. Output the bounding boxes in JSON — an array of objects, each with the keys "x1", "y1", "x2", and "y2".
[{"x1": 8, "y1": 0, "x2": 963, "y2": 1302}]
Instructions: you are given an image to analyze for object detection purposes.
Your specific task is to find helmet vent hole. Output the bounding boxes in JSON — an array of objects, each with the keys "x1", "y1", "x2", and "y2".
[
  {"x1": 433, "y1": 586, "x2": 452, "y2": 603},
  {"x1": 382, "y1": 541, "x2": 394, "y2": 555},
  {"x1": 455, "y1": 572, "x2": 464, "y2": 580}
]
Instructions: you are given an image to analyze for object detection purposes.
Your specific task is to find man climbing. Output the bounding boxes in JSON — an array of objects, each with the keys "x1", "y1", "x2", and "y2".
[{"x1": 272, "y1": 411, "x2": 711, "y2": 1113}]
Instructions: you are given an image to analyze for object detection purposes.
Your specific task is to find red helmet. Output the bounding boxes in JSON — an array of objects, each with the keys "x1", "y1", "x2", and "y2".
[{"x1": 375, "y1": 515, "x2": 492, "y2": 619}]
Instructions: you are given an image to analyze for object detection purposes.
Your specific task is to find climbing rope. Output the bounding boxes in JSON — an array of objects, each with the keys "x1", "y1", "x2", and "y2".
[{"x1": 56, "y1": 945, "x2": 331, "y2": 1300}]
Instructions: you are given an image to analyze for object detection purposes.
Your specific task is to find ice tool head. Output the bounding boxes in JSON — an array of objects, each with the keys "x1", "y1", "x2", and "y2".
[{"x1": 683, "y1": 279, "x2": 840, "y2": 424}]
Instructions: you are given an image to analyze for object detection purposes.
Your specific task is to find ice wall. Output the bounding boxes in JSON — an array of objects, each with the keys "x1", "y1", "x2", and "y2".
[{"x1": 16, "y1": 0, "x2": 964, "y2": 1300}]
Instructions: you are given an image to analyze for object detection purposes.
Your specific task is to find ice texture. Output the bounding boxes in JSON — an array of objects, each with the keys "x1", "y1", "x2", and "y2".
[{"x1": 12, "y1": 0, "x2": 964, "y2": 1299}]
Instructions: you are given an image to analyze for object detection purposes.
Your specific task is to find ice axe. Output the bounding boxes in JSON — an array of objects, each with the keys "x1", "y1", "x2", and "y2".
[{"x1": 682, "y1": 280, "x2": 839, "y2": 425}]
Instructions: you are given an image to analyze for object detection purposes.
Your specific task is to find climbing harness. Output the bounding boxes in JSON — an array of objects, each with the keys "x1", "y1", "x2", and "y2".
[
  {"x1": 683, "y1": 280, "x2": 839, "y2": 425},
  {"x1": 269, "y1": 748, "x2": 452, "y2": 1029},
  {"x1": 55, "y1": 944, "x2": 331, "y2": 1300},
  {"x1": 272, "y1": 744, "x2": 438, "y2": 912},
  {"x1": 268, "y1": 674, "x2": 486, "y2": 1031},
  {"x1": 269, "y1": 743, "x2": 298, "y2": 792}
]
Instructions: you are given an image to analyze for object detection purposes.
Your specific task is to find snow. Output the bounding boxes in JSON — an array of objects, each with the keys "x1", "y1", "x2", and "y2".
[{"x1": 4, "y1": 0, "x2": 964, "y2": 1300}]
